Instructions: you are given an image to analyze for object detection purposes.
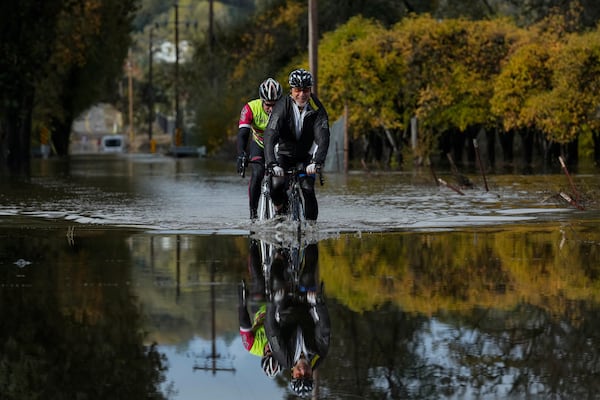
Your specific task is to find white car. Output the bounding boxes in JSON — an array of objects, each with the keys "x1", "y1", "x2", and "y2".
[{"x1": 100, "y1": 135, "x2": 125, "y2": 153}]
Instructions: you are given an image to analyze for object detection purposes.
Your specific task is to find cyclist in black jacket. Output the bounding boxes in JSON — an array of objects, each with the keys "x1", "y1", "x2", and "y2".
[
  {"x1": 264, "y1": 69, "x2": 330, "y2": 220},
  {"x1": 264, "y1": 243, "x2": 330, "y2": 397}
]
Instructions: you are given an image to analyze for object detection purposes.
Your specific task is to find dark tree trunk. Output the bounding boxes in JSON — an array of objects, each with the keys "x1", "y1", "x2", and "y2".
[
  {"x1": 438, "y1": 130, "x2": 451, "y2": 164},
  {"x1": 543, "y1": 140, "x2": 561, "y2": 169},
  {"x1": 50, "y1": 115, "x2": 73, "y2": 157},
  {"x1": 564, "y1": 137, "x2": 579, "y2": 168},
  {"x1": 2, "y1": 87, "x2": 34, "y2": 176},
  {"x1": 464, "y1": 126, "x2": 480, "y2": 168},
  {"x1": 450, "y1": 128, "x2": 465, "y2": 168},
  {"x1": 520, "y1": 129, "x2": 534, "y2": 166},
  {"x1": 499, "y1": 129, "x2": 514, "y2": 168},
  {"x1": 486, "y1": 127, "x2": 496, "y2": 169},
  {"x1": 593, "y1": 131, "x2": 600, "y2": 166}
]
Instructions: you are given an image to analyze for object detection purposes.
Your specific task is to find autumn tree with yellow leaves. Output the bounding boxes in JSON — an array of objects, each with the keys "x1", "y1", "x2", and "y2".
[{"x1": 315, "y1": 9, "x2": 600, "y2": 169}]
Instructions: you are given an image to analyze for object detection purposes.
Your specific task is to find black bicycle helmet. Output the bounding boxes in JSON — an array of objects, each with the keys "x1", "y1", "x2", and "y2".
[
  {"x1": 290, "y1": 377, "x2": 313, "y2": 397},
  {"x1": 259, "y1": 78, "x2": 283, "y2": 102},
  {"x1": 288, "y1": 69, "x2": 313, "y2": 88}
]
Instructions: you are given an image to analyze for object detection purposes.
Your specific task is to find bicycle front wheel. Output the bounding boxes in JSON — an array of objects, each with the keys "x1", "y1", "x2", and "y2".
[
  {"x1": 289, "y1": 185, "x2": 305, "y2": 223},
  {"x1": 258, "y1": 178, "x2": 275, "y2": 221}
]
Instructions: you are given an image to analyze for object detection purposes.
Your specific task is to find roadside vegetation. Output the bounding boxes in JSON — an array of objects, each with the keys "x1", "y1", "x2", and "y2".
[{"x1": 2, "y1": 0, "x2": 600, "y2": 175}]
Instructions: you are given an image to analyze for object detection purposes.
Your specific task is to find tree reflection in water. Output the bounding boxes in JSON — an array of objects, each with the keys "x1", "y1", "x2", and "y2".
[
  {"x1": 1, "y1": 218, "x2": 600, "y2": 399},
  {"x1": 316, "y1": 224, "x2": 600, "y2": 398},
  {"x1": 0, "y1": 226, "x2": 168, "y2": 399}
]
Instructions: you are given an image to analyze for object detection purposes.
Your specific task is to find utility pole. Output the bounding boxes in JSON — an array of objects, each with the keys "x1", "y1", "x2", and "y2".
[
  {"x1": 127, "y1": 48, "x2": 134, "y2": 152},
  {"x1": 148, "y1": 27, "x2": 155, "y2": 147},
  {"x1": 308, "y1": 0, "x2": 318, "y2": 96},
  {"x1": 150, "y1": 4, "x2": 195, "y2": 151},
  {"x1": 344, "y1": 102, "x2": 348, "y2": 173},
  {"x1": 207, "y1": 0, "x2": 216, "y2": 90},
  {"x1": 192, "y1": 262, "x2": 236, "y2": 374},
  {"x1": 208, "y1": 0, "x2": 214, "y2": 53},
  {"x1": 174, "y1": 1, "x2": 181, "y2": 146}
]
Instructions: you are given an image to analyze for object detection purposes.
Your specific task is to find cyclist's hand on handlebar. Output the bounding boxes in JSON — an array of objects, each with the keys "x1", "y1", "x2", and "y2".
[
  {"x1": 306, "y1": 163, "x2": 319, "y2": 175},
  {"x1": 271, "y1": 165, "x2": 284, "y2": 177},
  {"x1": 238, "y1": 280, "x2": 247, "y2": 306},
  {"x1": 236, "y1": 152, "x2": 248, "y2": 175},
  {"x1": 274, "y1": 288, "x2": 285, "y2": 303},
  {"x1": 307, "y1": 291, "x2": 317, "y2": 306}
]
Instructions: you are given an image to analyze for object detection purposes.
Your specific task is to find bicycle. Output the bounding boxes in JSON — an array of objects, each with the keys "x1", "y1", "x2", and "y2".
[
  {"x1": 285, "y1": 167, "x2": 307, "y2": 224},
  {"x1": 257, "y1": 172, "x2": 276, "y2": 221},
  {"x1": 266, "y1": 239, "x2": 325, "y2": 310},
  {"x1": 240, "y1": 237, "x2": 325, "y2": 326},
  {"x1": 267, "y1": 165, "x2": 324, "y2": 235},
  {"x1": 239, "y1": 158, "x2": 276, "y2": 222}
]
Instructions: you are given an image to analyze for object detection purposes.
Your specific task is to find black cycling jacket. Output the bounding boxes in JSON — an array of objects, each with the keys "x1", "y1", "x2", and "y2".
[
  {"x1": 264, "y1": 93, "x2": 330, "y2": 167},
  {"x1": 264, "y1": 301, "x2": 331, "y2": 370}
]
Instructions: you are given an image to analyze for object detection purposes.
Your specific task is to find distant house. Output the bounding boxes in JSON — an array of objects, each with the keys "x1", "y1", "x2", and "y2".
[{"x1": 71, "y1": 103, "x2": 123, "y2": 153}]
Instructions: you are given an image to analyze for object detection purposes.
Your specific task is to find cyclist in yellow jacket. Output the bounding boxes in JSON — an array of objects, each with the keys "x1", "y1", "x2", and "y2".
[
  {"x1": 236, "y1": 78, "x2": 282, "y2": 220},
  {"x1": 238, "y1": 239, "x2": 282, "y2": 378}
]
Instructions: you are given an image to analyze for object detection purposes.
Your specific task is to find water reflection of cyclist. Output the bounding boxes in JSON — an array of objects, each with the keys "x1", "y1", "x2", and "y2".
[
  {"x1": 264, "y1": 69, "x2": 330, "y2": 220},
  {"x1": 236, "y1": 78, "x2": 283, "y2": 220},
  {"x1": 264, "y1": 243, "x2": 330, "y2": 397},
  {"x1": 238, "y1": 239, "x2": 282, "y2": 378}
]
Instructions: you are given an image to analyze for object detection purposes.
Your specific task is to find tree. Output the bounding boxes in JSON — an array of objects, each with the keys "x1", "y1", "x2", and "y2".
[
  {"x1": 319, "y1": 16, "x2": 407, "y2": 166},
  {"x1": 187, "y1": 0, "x2": 306, "y2": 152},
  {"x1": 491, "y1": 6, "x2": 593, "y2": 166},
  {"x1": 531, "y1": 31, "x2": 600, "y2": 143},
  {"x1": 0, "y1": 0, "x2": 63, "y2": 175},
  {"x1": 38, "y1": 0, "x2": 138, "y2": 156},
  {"x1": 135, "y1": 0, "x2": 600, "y2": 165},
  {"x1": 0, "y1": 0, "x2": 138, "y2": 175}
]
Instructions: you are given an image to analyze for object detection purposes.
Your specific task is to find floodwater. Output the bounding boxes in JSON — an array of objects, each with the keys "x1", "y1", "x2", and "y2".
[{"x1": 1, "y1": 154, "x2": 600, "y2": 399}]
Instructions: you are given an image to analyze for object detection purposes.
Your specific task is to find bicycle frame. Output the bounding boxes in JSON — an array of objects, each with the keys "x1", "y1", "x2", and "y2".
[
  {"x1": 266, "y1": 165, "x2": 323, "y2": 234},
  {"x1": 242, "y1": 159, "x2": 276, "y2": 221},
  {"x1": 260, "y1": 239, "x2": 275, "y2": 300},
  {"x1": 257, "y1": 174, "x2": 275, "y2": 221},
  {"x1": 285, "y1": 168, "x2": 307, "y2": 224},
  {"x1": 260, "y1": 238, "x2": 307, "y2": 303}
]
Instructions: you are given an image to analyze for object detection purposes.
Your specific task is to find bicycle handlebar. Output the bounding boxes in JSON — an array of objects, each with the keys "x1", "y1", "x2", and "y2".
[{"x1": 272, "y1": 165, "x2": 324, "y2": 186}]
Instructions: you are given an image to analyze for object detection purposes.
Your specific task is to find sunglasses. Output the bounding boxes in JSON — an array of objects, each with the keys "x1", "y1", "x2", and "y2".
[
  {"x1": 263, "y1": 102, "x2": 276, "y2": 107},
  {"x1": 292, "y1": 87, "x2": 311, "y2": 93}
]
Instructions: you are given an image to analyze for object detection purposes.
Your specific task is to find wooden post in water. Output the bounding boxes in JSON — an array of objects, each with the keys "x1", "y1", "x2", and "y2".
[
  {"x1": 559, "y1": 156, "x2": 580, "y2": 202},
  {"x1": 438, "y1": 178, "x2": 465, "y2": 195}
]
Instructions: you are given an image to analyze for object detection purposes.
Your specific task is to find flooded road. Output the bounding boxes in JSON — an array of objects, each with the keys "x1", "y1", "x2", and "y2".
[
  {"x1": 1, "y1": 154, "x2": 595, "y2": 233},
  {"x1": 1, "y1": 154, "x2": 600, "y2": 399}
]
